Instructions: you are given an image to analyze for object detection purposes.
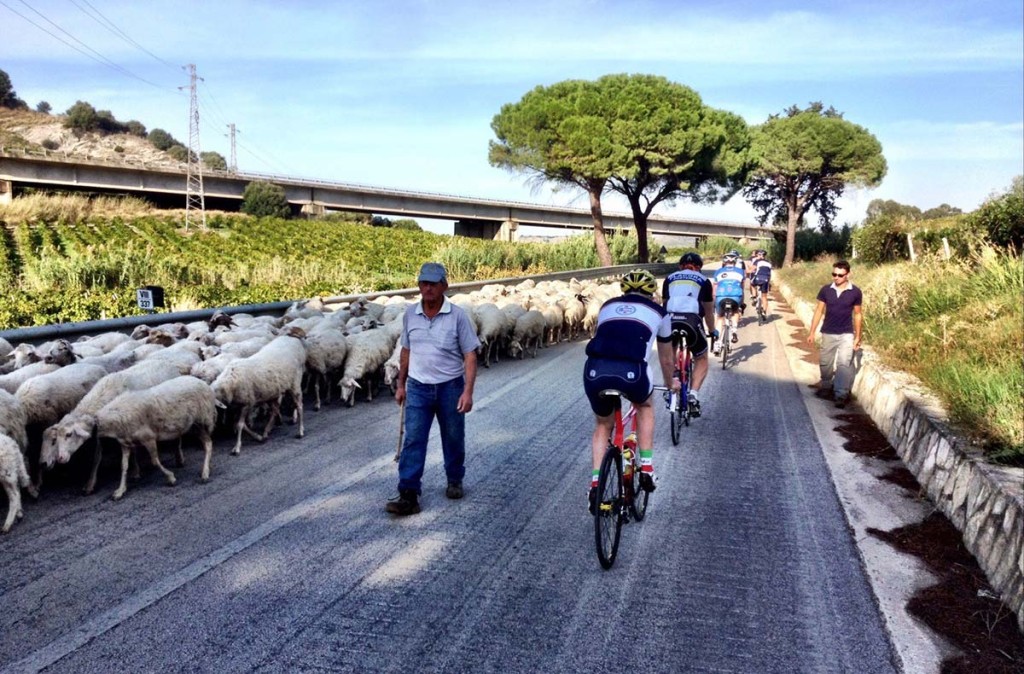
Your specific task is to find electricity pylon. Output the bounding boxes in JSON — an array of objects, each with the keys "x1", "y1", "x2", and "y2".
[{"x1": 181, "y1": 63, "x2": 206, "y2": 230}]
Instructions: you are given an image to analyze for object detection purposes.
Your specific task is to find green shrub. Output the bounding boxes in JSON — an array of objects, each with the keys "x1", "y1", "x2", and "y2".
[
  {"x1": 64, "y1": 100, "x2": 100, "y2": 133},
  {"x1": 966, "y1": 176, "x2": 1024, "y2": 250},
  {"x1": 851, "y1": 216, "x2": 907, "y2": 264},
  {"x1": 125, "y1": 120, "x2": 146, "y2": 137},
  {"x1": 201, "y1": 152, "x2": 227, "y2": 171},
  {"x1": 41, "y1": 139, "x2": 59, "y2": 151},
  {"x1": 166, "y1": 144, "x2": 190, "y2": 162},
  {"x1": 148, "y1": 128, "x2": 175, "y2": 151},
  {"x1": 36, "y1": 101, "x2": 51, "y2": 114},
  {"x1": 241, "y1": 181, "x2": 290, "y2": 218}
]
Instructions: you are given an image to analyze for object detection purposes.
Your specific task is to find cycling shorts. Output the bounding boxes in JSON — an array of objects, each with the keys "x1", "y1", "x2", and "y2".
[
  {"x1": 752, "y1": 280, "x2": 769, "y2": 293},
  {"x1": 670, "y1": 313, "x2": 708, "y2": 358},
  {"x1": 715, "y1": 297, "x2": 742, "y2": 316},
  {"x1": 583, "y1": 356, "x2": 652, "y2": 417}
]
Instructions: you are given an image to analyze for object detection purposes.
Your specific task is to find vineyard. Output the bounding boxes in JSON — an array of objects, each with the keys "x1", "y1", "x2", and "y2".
[{"x1": 0, "y1": 195, "x2": 644, "y2": 330}]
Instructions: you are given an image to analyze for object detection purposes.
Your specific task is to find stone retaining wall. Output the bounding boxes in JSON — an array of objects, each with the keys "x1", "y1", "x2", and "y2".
[{"x1": 777, "y1": 281, "x2": 1024, "y2": 633}]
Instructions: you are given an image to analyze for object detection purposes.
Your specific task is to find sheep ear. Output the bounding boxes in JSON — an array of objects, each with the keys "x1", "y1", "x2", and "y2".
[{"x1": 73, "y1": 424, "x2": 92, "y2": 440}]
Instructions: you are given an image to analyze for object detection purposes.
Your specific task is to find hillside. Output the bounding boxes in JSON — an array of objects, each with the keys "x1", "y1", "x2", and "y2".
[{"x1": 0, "y1": 107, "x2": 187, "y2": 170}]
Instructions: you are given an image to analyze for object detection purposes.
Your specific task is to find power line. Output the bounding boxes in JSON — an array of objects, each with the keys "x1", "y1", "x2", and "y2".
[
  {"x1": 68, "y1": 0, "x2": 178, "y2": 71},
  {"x1": 0, "y1": 0, "x2": 171, "y2": 92}
]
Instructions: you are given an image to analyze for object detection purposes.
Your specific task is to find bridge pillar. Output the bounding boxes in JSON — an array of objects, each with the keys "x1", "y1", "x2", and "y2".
[
  {"x1": 454, "y1": 219, "x2": 518, "y2": 241},
  {"x1": 0, "y1": 179, "x2": 11, "y2": 205},
  {"x1": 496, "y1": 218, "x2": 518, "y2": 242}
]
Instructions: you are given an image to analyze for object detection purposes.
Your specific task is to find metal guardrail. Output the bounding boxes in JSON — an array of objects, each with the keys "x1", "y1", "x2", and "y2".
[{"x1": 0, "y1": 263, "x2": 677, "y2": 346}]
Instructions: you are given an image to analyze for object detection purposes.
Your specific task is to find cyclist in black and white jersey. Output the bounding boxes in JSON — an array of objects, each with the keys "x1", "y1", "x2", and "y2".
[
  {"x1": 750, "y1": 249, "x2": 772, "y2": 316},
  {"x1": 661, "y1": 253, "x2": 715, "y2": 416}
]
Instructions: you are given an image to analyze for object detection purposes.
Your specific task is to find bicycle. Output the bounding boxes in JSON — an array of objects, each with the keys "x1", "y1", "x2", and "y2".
[
  {"x1": 753, "y1": 283, "x2": 768, "y2": 325},
  {"x1": 667, "y1": 325, "x2": 696, "y2": 445},
  {"x1": 594, "y1": 387, "x2": 663, "y2": 569},
  {"x1": 717, "y1": 299, "x2": 740, "y2": 370}
]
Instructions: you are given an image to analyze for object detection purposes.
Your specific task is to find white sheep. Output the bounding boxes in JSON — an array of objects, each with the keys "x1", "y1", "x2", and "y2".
[
  {"x1": 0, "y1": 337, "x2": 12, "y2": 361},
  {"x1": 1, "y1": 435, "x2": 37, "y2": 533},
  {"x1": 473, "y1": 303, "x2": 506, "y2": 368},
  {"x1": 338, "y1": 326, "x2": 397, "y2": 406},
  {"x1": 0, "y1": 390, "x2": 28, "y2": 452},
  {"x1": 190, "y1": 352, "x2": 240, "y2": 385},
  {"x1": 142, "y1": 342, "x2": 202, "y2": 375},
  {"x1": 382, "y1": 340, "x2": 403, "y2": 393},
  {"x1": 15, "y1": 362, "x2": 107, "y2": 430},
  {"x1": 93, "y1": 376, "x2": 218, "y2": 500},
  {"x1": 539, "y1": 302, "x2": 565, "y2": 345},
  {"x1": 282, "y1": 297, "x2": 325, "y2": 322},
  {"x1": 509, "y1": 310, "x2": 545, "y2": 359},
  {"x1": 559, "y1": 293, "x2": 587, "y2": 341},
  {"x1": 39, "y1": 360, "x2": 182, "y2": 494},
  {"x1": 211, "y1": 331, "x2": 307, "y2": 455},
  {"x1": 76, "y1": 331, "x2": 132, "y2": 354},
  {"x1": 304, "y1": 326, "x2": 348, "y2": 410},
  {"x1": 0, "y1": 362, "x2": 61, "y2": 394},
  {"x1": 42, "y1": 338, "x2": 137, "y2": 373}
]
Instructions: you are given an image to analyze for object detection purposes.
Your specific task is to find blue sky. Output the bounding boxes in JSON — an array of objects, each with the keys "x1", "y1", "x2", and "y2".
[{"x1": 1, "y1": 0, "x2": 1021, "y2": 235}]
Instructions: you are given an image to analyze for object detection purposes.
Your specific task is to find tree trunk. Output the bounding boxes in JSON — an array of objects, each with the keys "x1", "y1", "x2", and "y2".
[
  {"x1": 625, "y1": 194, "x2": 650, "y2": 263},
  {"x1": 588, "y1": 186, "x2": 613, "y2": 267},
  {"x1": 783, "y1": 195, "x2": 802, "y2": 267}
]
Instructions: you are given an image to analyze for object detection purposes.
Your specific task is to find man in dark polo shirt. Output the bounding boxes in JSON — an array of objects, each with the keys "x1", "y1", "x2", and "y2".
[
  {"x1": 806, "y1": 260, "x2": 863, "y2": 409},
  {"x1": 386, "y1": 262, "x2": 480, "y2": 516}
]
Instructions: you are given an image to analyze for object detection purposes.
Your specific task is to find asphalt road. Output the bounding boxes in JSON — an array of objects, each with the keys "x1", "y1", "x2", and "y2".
[{"x1": 0, "y1": 310, "x2": 899, "y2": 674}]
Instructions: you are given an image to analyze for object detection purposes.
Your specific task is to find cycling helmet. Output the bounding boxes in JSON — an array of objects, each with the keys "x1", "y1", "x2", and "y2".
[
  {"x1": 620, "y1": 269, "x2": 657, "y2": 296},
  {"x1": 679, "y1": 252, "x2": 703, "y2": 269},
  {"x1": 728, "y1": 249, "x2": 740, "y2": 257},
  {"x1": 723, "y1": 253, "x2": 738, "y2": 264}
]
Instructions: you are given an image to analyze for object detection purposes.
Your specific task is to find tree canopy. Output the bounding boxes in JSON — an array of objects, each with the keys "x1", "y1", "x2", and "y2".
[
  {"x1": 743, "y1": 103, "x2": 887, "y2": 267},
  {"x1": 242, "y1": 180, "x2": 290, "y2": 218},
  {"x1": 0, "y1": 69, "x2": 27, "y2": 109},
  {"x1": 490, "y1": 74, "x2": 752, "y2": 263}
]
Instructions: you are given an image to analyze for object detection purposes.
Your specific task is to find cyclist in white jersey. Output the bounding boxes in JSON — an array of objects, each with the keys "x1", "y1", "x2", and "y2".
[{"x1": 661, "y1": 253, "x2": 715, "y2": 416}]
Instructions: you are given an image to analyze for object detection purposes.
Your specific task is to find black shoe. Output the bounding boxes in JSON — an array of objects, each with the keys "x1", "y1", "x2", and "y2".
[
  {"x1": 385, "y1": 489, "x2": 421, "y2": 516},
  {"x1": 814, "y1": 387, "x2": 834, "y2": 400},
  {"x1": 688, "y1": 395, "x2": 701, "y2": 418},
  {"x1": 588, "y1": 486, "x2": 598, "y2": 515},
  {"x1": 639, "y1": 472, "x2": 657, "y2": 493},
  {"x1": 445, "y1": 482, "x2": 464, "y2": 499},
  {"x1": 834, "y1": 395, "x2": 850, "y2": 409},
  {"x1": 731, "y1": 332, "x2": 738, "y2": 343}
]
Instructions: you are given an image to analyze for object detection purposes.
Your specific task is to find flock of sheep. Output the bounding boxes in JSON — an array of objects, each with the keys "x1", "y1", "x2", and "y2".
[{"x1": 0, "y1": 275, "x2": 622, "y2": 534}]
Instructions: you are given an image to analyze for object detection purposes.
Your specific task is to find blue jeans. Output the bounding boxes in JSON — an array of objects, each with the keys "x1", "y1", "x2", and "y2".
[
  {"x1": 398, "y1": 376, "x2": 466, "y2": 494},
  {"x1": 819, "y1": 333, "x2": 855, "y2": 397}
]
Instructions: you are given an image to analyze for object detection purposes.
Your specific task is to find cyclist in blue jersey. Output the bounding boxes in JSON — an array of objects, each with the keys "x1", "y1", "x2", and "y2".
[
  {"x1": 749, "y1": 249, "x2": 773, "y2": 316},
  {"x1": 662, "y1": 253, "x2": 715, "y2": 416},
  {"x1": 584, "y1": 270, "x2": 676, "y2": 512},
  {"x1": 711, "y1": 253, "x2": 746, "y2": 356}
]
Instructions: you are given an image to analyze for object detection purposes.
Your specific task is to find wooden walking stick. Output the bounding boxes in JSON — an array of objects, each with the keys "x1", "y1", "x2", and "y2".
[{"x1": 393, "y1": 400, "x2": 405, "y2": 462}]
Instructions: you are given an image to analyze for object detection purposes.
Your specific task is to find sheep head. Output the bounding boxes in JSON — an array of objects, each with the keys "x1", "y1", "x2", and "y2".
[
  {"x1": 339, "y1": 377, "x2": 361, "y2": 406},
  {"x1": 43, "y1": 339, "x2": 77, "y2": 366},
  {"x1": 41, "y1": 416, "x2": 94, "y2": 468}
]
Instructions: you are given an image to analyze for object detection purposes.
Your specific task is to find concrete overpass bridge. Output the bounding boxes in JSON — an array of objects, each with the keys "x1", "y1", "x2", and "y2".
[{"x1": 0, "y1": 151, "x2": 771, "y2": 242}]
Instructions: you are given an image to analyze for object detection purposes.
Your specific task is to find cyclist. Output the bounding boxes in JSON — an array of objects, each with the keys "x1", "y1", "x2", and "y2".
[
  {"x1": 745, "y1": 250, "x2": 759, "y2": 302},
  {"x1": 583, "y1": 269, "x2": 676, "y2": 512},
  {"x1": 712, "y1": 253, "x2": 746, "y2": 356},
  {"x1": 750, "y1": 249, "x2": 773, "y2": 316},
  {"x1": 662, "y1": 253, "x2": 715, "y2": 416}
]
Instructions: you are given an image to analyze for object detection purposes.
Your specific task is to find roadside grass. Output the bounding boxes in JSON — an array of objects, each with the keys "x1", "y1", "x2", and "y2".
[{"x1": 776, "y1": 247, "x2": 1023, "y2": 465}]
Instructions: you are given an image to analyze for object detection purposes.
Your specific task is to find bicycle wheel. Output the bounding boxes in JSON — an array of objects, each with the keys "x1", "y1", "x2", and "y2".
[
  {"x1": 682, "y1": 362, "x2": 692, "y2": 427},
  {"x1": 670, "y1": 390, "x2": 681, "y2": 445},
  {"x1": 720, "y1": 327, "x2": 729, "y2": 370},
  {"x1": 630, "y1": 453, "x2": 650, "y2": 521},
  {"x1": 594, "y1": 446, "x2": 623, "y2": 569}
]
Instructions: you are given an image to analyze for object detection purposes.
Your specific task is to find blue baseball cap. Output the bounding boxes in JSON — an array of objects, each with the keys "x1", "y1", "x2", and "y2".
[{"x1": 417, "y1": 262, "x2": 448, "y2": 283}]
